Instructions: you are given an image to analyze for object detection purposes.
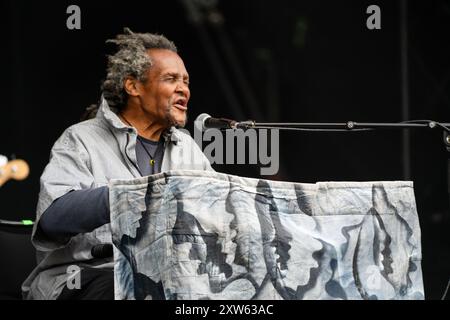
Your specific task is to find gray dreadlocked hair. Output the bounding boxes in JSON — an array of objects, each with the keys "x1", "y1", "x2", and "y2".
[{"x1": 81, "y1": 28, "x2": 177, "y2": 120}]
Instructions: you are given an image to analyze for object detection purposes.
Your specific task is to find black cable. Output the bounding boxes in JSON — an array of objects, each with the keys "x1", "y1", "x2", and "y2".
[
  {"x1": 237, "y1": 119, "x2": 450, "y2": 133},
  {"x1": 400, "y1": 120, "x2": 450, "y2": 132},
  {"x1": 252, "y1": 126, "x2": 374, "y2": 132}
]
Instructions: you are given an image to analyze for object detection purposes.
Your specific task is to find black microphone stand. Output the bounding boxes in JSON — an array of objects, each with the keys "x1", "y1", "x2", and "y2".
[{"x1": 237, "y1": 119, "x2": 450, "y2": 133}]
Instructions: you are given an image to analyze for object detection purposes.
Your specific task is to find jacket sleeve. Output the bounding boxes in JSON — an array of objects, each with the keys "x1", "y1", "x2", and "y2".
[
  {"x1": 32, "y1": 126, "x2": 99, "y2": 251},
  {"x1": 38, "y1": 186, "x2": 110, "y2": 241}
]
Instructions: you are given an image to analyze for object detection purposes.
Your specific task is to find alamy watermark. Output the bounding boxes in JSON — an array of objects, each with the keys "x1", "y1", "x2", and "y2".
[
  {"x1": 66, "y1": 5, "x2": 381, "y2": 32},
  {"x1": 66, "y1": 265, "x2": 81, "y2": 290},
  {"x1": 66, "y1": 5, "x2": 81, "y2": 30},
  {"x1": 172, "y1": 121, "x2": 280, "y2": 176},
  {"x1": 366, "y1": 5, "x2": 381, "y2": 30}
]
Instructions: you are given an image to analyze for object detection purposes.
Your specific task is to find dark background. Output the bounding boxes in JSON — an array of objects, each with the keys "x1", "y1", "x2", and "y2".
[{"x1": 0, "y1": 0, "x2": 448, "y2": 299}]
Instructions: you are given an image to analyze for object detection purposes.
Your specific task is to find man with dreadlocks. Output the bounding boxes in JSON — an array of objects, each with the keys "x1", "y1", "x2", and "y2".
[{"x1": 22, "y1": 28, "x2": 213, "y2": 299}]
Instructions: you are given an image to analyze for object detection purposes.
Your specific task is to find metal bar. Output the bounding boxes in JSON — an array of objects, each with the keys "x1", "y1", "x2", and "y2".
[
  {"x1": 400, "y1": 0, "x2": 411, "y2": 179},
  {"x1": 252, "y1": 122, "x2": 449, "y2": 129}
]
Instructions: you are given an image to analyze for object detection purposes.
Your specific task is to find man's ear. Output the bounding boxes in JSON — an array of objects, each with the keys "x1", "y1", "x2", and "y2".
[{"x1": 124, "y1": 77, "x2": 140, "y2": 97}]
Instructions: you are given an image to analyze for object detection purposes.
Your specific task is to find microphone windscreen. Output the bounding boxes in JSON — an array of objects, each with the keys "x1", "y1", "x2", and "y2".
[{"x1": 194, "y1": 113, "x2": 211, "y2": 131}]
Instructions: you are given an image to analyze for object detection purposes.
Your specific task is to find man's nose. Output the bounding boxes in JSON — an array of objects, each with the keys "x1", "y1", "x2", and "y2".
[{"x1": 176, "y1": 82, "x2": 190, "y2": 97}]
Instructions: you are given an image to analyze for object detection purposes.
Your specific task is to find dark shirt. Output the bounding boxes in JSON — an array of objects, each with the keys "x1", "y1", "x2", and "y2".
[
  {"x1": 135, "y1": 136, "x2": 164, "y2": 176},
  {"x1": 39, "y1": 135, "x2": 164, "y2": 239}
]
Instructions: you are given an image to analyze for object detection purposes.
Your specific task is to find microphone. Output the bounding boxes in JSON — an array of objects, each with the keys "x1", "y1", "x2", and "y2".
[
  {"x1": 195, "y1": 113, "x2": 237, "y2": 130},
  {"x1": 195, "y1": 113, "x2": 255, "y2": 131}
]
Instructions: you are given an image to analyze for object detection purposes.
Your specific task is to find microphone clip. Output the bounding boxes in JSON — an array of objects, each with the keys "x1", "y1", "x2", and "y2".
[{"x1": 234, "y1": 120, "x2": 256, "y2": 130}]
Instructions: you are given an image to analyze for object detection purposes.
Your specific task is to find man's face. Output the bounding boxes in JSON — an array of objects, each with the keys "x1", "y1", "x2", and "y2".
[{"x1": 137, "y1": 49, "x2": 190, "y2": 127}]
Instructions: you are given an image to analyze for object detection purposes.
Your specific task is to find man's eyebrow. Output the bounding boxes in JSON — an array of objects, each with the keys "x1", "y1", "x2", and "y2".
[{"x1": 162, "y1": 72, "x2": 189, "y2": 79}]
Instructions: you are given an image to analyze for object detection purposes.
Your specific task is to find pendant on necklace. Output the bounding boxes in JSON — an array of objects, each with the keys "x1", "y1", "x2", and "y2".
[{"x1": 150, "y1": 159, "x2": 155, "y2": 166}]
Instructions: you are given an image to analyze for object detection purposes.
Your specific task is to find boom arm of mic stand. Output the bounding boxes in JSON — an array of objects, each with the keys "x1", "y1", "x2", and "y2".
[
  {"x1": 250, "y1": 121, "x2": 450, "y2": 130},
  {"x1": 236, "y1": 119, "x2": 450, "y2": 148},
  {"x1": 235, "y1": 119, "x2": 450, "y2": 205}
]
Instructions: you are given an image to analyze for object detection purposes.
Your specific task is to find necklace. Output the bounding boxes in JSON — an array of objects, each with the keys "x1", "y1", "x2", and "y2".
[
  {"x1": 120, "y1": 114, "x2": 158, "y2": 167},
  {"x1": 138, "y1": 138, "x2": 158, "y2": 167}
]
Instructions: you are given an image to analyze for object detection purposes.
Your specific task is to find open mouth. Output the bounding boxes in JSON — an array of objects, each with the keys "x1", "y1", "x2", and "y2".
[{"x1": 173, "y1": 97, "x2": 188, "y2": 111}]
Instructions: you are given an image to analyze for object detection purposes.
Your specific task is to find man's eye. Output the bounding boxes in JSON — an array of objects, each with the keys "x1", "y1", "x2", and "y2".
[{"x1": 163, "y1": 76, "x2": 176, "y2": 82}]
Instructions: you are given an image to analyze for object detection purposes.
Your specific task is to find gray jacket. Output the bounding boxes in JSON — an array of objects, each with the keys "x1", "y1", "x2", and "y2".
[{"x1": 22, "y1": 97, "x2": 213, "y2": 299}]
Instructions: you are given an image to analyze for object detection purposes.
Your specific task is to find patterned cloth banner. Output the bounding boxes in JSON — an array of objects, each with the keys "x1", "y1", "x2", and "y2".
[{"x1": 109, "y1": 170, "x2": 424, "y2": 300}]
